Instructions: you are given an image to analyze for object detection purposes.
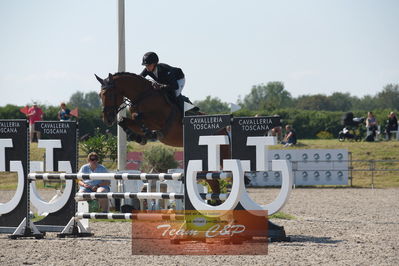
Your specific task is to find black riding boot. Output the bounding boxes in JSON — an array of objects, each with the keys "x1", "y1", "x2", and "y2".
[
  {"x1": 178, "y1": 95, "x2": 199, "y2": 115},
  {"x1": 177, "y1": 95, "x2": 186, "y2": 115}
]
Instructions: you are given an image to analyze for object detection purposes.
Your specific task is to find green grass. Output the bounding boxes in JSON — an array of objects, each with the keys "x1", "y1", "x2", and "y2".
[
  {"x1": 269, "y1": 211, "x2": 296, "y2": 220},
  {"x1": 275, "y1": 139, "x2": 399, "y2": 188},
  {"x1": 1, "y1": 139, "x2": 398, "y2": 189}
]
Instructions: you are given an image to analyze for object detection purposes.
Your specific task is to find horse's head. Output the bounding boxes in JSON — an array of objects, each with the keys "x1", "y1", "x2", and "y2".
[{"x1": 96, "y1": 73, "x2": 124, "y2": 126}]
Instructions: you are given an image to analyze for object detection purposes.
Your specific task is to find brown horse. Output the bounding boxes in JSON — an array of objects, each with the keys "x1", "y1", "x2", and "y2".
[
  {"x1": 96, "y1": 72, "x2": 184, "y2": 147},
  {"x1": 96, "y1": 72, "x2": 229, "y2": 196}
]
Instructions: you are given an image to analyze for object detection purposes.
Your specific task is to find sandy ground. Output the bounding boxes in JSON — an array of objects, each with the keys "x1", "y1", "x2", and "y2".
[{"x1": 0, "y1": 188, "x2": 398, "y2": 265}]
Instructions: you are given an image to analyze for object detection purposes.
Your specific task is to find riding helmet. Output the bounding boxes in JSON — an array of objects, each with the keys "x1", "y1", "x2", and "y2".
[{"x1": 142, "y1": 52, "x2": 159, "y2": 65}]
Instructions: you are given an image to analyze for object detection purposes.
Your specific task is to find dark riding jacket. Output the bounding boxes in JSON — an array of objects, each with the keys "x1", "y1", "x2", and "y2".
[{"x1": 140, "y1": 63, "x2": 184, "y2": 95}]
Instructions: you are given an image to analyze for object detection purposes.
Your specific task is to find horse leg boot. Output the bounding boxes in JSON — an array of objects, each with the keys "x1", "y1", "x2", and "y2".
[{"x1": 117, "y1": 117, "x2": 147, "y2": 145}]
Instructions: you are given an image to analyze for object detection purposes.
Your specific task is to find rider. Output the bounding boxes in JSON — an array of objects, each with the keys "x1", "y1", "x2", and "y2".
[{"x1": 139, "y1": 52, "x2": 196, "y2": 114}]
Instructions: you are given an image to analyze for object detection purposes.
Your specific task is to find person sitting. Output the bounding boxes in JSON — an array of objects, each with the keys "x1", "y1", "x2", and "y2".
[
  {"x1": 139, "y1": 51, "x2": 197, "y2": 114},
  {"x1": 385, "y1": 112, "x2": 398, "y2": 140},
  {"x1": 281, "y1": 125, "x2": 297, "y2": 147},
  {"x1": 78, "y1": 152, "x2": 110, "y2": 212},
  {"x1": 365, "y1": 111, "x2": 378, "y2": 141}
]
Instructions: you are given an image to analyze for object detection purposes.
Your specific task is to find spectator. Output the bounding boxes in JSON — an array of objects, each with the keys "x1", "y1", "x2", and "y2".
[
  {"x1": 365, "y1": 111, "x2": 378, "y2": 140},
  {"x1": 78, "y1": 152, "x2": 110, "y2": 212},
  {"x1": 281, "y1": 125, "x2": 297, "y2": 147},
  {"x1": 385, "y1": 112, "x2": 398, "y2": 140},
  {"x1": 57, "y1": 102, "x2": 71, "y2": 121},
  {"x1": 26, "y1": 103, "x2": 43, "y2": 142},
  {"x1": 269, "y1": 126, "x2": 282, "y2": 141}
]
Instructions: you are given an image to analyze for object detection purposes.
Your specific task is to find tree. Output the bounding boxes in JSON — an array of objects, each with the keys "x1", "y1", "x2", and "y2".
[
  {"x1": 84, "y1": 91, "x2": 101, "y2": 110},
  {"x1": 68, "y1": 91, "x2": 85, "y2": 109},
  {"x1": 194, "y1": 96, "x2": 230, "y2": 114},
  {"x1": 327, "y1": 92, "x2": 353, "y2": 111},
  {"x1": 352, "y1": 95, "x2": 378, "y2": 111},
  {"x1": 375, "y1": 84, "x2": 399, "y2": 110},
  {"x1": 68, "y1": 91, "x2": 101, "y2": 110},
  {"x1": 240, "y1": 82, "x2": 292, "y2": 111},
  {"x1": 294, "y1": 94, "x2": 333, "y2": 111}
]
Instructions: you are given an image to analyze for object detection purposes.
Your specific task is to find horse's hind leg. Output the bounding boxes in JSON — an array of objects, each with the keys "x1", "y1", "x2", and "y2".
[{"x1": 118, "y1": 117, "x2": 147, "y2": 145}]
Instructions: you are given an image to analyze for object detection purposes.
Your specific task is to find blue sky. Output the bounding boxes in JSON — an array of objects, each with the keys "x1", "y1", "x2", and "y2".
[{"x1": 0, "y1": 0, "x2": 398, "y2": 107}]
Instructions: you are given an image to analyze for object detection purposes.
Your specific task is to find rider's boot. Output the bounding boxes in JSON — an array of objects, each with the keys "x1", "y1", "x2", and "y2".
[{"x1": 177, "y1": 95, "x2": 199, "y2": 116}]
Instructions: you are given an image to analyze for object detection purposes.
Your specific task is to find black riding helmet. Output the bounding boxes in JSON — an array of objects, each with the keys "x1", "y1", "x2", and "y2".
[{"x1": 142, "y1": 52, "x2": 159, "y2": 65}]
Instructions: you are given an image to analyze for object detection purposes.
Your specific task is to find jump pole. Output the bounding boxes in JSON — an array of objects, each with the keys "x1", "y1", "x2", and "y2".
[{"x1": 116, "y1": 0, "x2": 127, "y2": 211}]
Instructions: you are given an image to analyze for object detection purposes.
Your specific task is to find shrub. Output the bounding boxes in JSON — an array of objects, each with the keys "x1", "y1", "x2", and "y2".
[
  {"x1": 141, "y1": 146, "x2": 178, "y2": 173},
  {"x1": 81, "y1": 128, "x2": 117, "y2": 163},
  {"x1": 316, "y1": 131, "x2": 334, "y2": 139}
]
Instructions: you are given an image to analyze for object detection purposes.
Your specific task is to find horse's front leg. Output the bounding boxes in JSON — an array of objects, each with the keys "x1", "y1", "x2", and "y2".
[
  {"x1": 130, "y1": 111, "x2": 163, "y2": 141},
  {"x1": 118, "y1": 117, "x2": 147, "y2": 145}
]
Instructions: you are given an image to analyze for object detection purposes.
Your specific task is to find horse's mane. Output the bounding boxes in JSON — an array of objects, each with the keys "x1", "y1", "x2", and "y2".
[
  {"x1": 112, "y1": 71, "x2": 153, "y2": 87},
  {"x1": 112, "y1": 71, "x2": 175, "y2": 105},
  {"x1": 113, "y1": 71, "x2": 139, "y2": 77}
]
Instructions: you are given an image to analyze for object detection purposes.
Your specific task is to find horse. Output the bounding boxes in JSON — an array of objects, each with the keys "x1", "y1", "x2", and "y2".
[
  {"x1": 95, "y1": 72, "x2": 225, "y2": 196},
  {"x1": 96, "y1": 72, "x2": 184, "y2": 147}
]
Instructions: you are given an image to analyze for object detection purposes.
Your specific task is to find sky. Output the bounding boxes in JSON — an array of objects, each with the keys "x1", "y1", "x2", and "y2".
[{"x1": 0, "y1": 0, "x2": 398, "y2": 107}]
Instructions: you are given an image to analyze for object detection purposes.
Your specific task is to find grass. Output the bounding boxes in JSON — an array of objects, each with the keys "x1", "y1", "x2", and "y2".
[
  {"x1": 130, "y1": 138, "x2": 399, "y2": 188},
  {"x1": 269, "y1": 211, "x2": 296, "y2": 220},
  {"x1": 1, "y1": 139, "x2": 398, "y2": 189},
  {"x1": 276, "y1": 139, "x2": 399, "y2": 188}
]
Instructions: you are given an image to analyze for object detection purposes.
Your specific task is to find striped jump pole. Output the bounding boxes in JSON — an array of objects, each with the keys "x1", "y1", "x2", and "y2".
[
  {"x1": 75, "y1": 192, "x2": 230, "y2": 201},
  {"x1": 76, "y1": 192, "x2": 184, "y2": 200},
  {"x1": 28, "y1": 171, "x2": 230, "y2": 181},
  {"x1": 28, "y1": 172, "x2": 183, "y2": 181},
  {"x1": 76, "y1": 212, "x2": 185, "y2": 220},
  {"x1": 195, "y1": 172, "x2": 233, "y2": 180}
]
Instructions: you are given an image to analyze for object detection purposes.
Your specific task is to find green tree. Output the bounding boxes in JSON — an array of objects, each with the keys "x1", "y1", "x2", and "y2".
[
  {"x1": 84, "y1": 91, "x2": 101, "y2": 110},
  {"x1": 327, "y1": 92, "x2": 353, "y2": 111},
  {"x1": 240, "y1": 82, "x2": 292, "y2": 111},
  {"x1": 0, "y1": 105, "x2": 26, "y2": 119},
  {"x1": 294, "y1": 94, "x2": 333, "y2": 110},
  {"x1": 68, "y1": 91, "x2": 101, "y2": 110},
  {"x1": 352, "y1": 95, "x2": 378, "y2": 111},
  {"x1": 68, "y1": 91, "x2": 85, "y2": 109},
  {"x1": 194, "y1": 96, "x2": 230, "y2": 114},
  {"x1": 375, "y1": 84, "x2": 399, "y2": 110}
]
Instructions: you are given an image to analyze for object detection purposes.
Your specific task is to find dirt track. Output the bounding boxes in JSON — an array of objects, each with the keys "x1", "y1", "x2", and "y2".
[{"x1": 1, "y1": 188, "x2": 398, "y2": 265}]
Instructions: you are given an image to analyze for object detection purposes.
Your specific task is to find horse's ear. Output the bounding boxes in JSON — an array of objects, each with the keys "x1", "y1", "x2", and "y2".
[
  {"x1": 94, "y1": 74, "x2": 104, "y2": 85},
  {"x1": 108, "y1": 73, "x2": 113, "y2": 80}
]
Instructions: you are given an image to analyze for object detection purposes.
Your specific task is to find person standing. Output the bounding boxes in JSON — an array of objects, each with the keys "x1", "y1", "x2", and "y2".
[
  {"x1": 27, "y1": 103, "x2": 43, "y2": 142},
  {"x1": 77, "y1": 152, "x2": 110, "y2": 212},
  {"x1": 57, "y1": 102, "x2": 71, "y2": 121},
  {"x1": 385, "y1": 112, "x2": 398, "y2": 140}
]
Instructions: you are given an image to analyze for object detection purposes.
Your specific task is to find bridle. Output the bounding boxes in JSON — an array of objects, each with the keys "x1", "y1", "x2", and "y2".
[{"x1": 101, "y1": 76, "x2": 153, "y2": 115}]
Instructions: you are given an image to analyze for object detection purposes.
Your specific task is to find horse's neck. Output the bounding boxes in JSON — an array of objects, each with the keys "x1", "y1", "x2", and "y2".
[{"x1": 116, "y1": 74, "x2": 151, "y2": 99}]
